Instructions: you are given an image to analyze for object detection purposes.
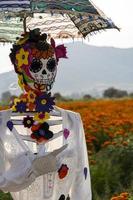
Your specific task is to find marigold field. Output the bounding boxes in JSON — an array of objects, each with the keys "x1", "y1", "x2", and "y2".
[
  {"x1": 58, "y1": 99, "x2": 133, "y2": 152},
  {"x1": 1, "y1": 99, "x2": 133, "y2": 200}
]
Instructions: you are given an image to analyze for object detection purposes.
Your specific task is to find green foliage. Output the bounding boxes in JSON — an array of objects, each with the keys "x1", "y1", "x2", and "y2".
[
  {"x1": 90, "y1": 145, "x2": 133, "y2": 199},
  {"x1": 0, "y1": 192, "x2": 12, "y2": 200},
  {"x1": 92, "y1": 131, "x2": 111, "y2": 152},
  {"x1": 0, "y1": 91, "x2": 11, "y2": 106}
]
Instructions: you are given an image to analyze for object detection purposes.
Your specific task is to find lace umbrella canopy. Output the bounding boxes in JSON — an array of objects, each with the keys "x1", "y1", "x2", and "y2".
[{"x1": 0, "y1": 0, "x2": 119, "y2": 42}]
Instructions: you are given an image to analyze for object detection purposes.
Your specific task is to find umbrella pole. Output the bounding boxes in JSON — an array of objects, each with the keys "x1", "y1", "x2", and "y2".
[{"x1": 23, "y1": 17, "x2": 27, "y2": 33}]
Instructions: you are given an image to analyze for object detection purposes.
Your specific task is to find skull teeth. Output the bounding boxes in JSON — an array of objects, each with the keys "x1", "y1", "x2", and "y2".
[{"x1": 35, "y1": 78, "x2": 54, "y2": 85}]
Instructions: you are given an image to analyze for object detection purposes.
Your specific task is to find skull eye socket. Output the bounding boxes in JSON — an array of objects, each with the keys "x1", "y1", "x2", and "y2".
[
  {"x1": 30, "y1": 58, "x2": 43, "y2": 73},
  {"x1": 46, "y1": 58, "x2": 57, "y2": 72}
]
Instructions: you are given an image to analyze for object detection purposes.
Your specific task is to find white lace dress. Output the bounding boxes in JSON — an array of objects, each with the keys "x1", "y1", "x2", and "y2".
[{"x1": 0, "y1": 107, "x2": 92, "y2": 200}]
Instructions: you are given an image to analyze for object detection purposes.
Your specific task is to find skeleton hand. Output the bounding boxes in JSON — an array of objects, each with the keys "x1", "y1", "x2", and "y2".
[{"x1": 32, "y1": 144, "x2": 68, "y2": 176}]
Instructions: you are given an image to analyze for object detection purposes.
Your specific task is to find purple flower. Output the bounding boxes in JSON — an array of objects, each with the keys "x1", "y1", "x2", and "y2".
[
  {"x1": 35, "y1": 92, "x2": 55, "y2": 113},
  {"x1": 15, "y1": 101, "x2": 27, "y2": 113}
]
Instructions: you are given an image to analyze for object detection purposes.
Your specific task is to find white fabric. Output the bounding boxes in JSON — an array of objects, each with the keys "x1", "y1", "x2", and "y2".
[{"x1": 0, "y1": 107, "x2": 92, "y2": 200}]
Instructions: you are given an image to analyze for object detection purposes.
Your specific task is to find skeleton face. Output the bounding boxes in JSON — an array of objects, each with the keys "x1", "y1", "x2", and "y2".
[{"x1": 24, "y1": 55, "x2": 58, "y2": 92}]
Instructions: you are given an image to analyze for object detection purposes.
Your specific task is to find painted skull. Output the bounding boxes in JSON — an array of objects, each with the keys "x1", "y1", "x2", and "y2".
[
  {"x1": 10, "y1": 29, "x2": 67, "y2": 93},
  {"x1": 29, "y1": 56, "x2": 57, "y2": 91}
]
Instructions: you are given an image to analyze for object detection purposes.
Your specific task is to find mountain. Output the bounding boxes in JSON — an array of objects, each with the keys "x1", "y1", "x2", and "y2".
[{"x1": 0, "y1": 42, "x2": 133, "y2": 97}]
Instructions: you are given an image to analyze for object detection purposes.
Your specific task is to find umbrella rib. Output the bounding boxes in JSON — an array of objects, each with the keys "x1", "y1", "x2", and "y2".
[{"x1": 23, "y1": 16, "x2": 27, "y2": 33}]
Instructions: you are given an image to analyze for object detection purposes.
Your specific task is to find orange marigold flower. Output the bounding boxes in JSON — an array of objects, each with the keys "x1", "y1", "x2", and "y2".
[
  {"x1": 120, "y1": 192, "x2": 129, "y2": 198},
  {"x1": 102, "y1": 141, "x2": 111, "y2": 147},
  {"x1": 111, "y1": 141, "x2": 117, "y2": 146},
  {"x1": 110, "y1": 197, "x2": 118, "y2": 200},
  {"x1": 121, "y1": 141, "x2": 128, "y2": 146}
]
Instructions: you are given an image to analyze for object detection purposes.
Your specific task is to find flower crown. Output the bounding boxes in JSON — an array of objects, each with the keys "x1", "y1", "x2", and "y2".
[{"x1": 10, "y1": 28, "x2": 67, "y2": 74}]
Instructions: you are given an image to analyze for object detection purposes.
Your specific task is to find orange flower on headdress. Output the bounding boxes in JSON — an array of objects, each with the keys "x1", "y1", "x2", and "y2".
[
  {"x1": 41, "y1": 51, "x2": 48, "y2": 59},
  {"x1": 31, "y1": 46, "x2": 54, "y2": 60},
  {"x1": 31, "y1": 48, "x2": 42, "y2": 59},
  {"x1": 45, "y1": 46, "x2": 54, "y2": 59}
]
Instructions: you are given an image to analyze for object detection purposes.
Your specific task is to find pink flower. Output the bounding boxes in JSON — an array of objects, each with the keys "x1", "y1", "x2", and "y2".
[{"x1": 50, "y1": 38, "x2": 67, "y2": 61}]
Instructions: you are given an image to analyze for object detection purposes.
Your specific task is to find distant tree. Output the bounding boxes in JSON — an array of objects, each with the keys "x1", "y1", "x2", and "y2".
[
  {"x1": 103, "y1": 87, "x2": 128, "y2": 98},
  {"x1": 53, "y1": 92, "x2": 62, "y2": 100},
  {"x1": 129, "y1": 92, "x2": 133, "y2": 98},
  {"x1": 83, "y1": 94, "x2": 92, "y2": 100},
  {"x1": 1, "y1": 91, "x2": 12, "y2": 105}
]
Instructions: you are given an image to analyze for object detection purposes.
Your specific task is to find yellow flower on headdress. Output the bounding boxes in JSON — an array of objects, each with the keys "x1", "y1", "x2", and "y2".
[
  {"x1": 27, "y1": 90, "x2": 36, "y2": 103},
  {"x1": 16, "y1": 48, "x2": 29, "y2": 68},
  {"x1": 34, "y1": 112, "x2": 50, "y2": 123}
]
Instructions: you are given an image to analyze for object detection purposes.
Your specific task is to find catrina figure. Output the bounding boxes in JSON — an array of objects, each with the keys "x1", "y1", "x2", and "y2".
[{"x1": 0, "y1": 29, "x2": 92, "y2": 200}]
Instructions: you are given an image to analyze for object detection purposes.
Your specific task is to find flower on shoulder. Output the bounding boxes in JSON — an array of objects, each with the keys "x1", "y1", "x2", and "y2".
[
  {"x1": 27, "y1": 90, "x2": 36, "y2": 103},
  {"x1": 35, "y1": 92, "x2": 55, "y2": 113},
  {"x1": 31, "y1": 122, "x2": 53, "y2": 143},
  {"x1": 15, "y1": 100, "x2": 27, "y2": 113},
  {"x1": 28, "y1": 102, "x2": 35, "y2": 111},
  {"x1": 34, "y1": 112, "x2": 50, "y2": 123},
  {"x1": 19, "y1": 94, "x2": 27, "y2": 102}
]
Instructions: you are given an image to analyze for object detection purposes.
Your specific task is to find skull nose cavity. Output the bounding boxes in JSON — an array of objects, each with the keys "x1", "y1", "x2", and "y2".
[{"x1": 42, "y1": 69, "x2": 47, "y2": 75}]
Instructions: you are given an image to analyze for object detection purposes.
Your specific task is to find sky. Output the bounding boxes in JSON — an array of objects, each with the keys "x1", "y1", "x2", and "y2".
[
  {"x1": 88, "y1": 0, "x2": 133, "y2": 48},
  {"x1": 0, "y1": 0, "x2": 132, "y2": 73}
]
